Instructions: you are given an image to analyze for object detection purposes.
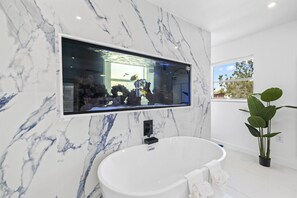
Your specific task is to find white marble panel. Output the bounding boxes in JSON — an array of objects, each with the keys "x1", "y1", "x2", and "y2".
[
  {"x1": 0, "y1": 1, "x2": 57, "y2": 93},
  {"x1": 0, "y1": 92, "x2": 57, "y2": 198},
  {"x1": 0, "y1": 0, "x2": 211, "y2": 197}
]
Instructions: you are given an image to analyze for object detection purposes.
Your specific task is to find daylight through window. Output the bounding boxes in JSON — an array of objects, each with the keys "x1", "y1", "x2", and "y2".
[{"x1": 212, "y1": 57, "x2": 254, "y2": 99}]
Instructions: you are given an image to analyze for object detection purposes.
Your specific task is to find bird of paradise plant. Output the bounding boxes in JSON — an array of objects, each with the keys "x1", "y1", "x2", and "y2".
[{"x1": 240, "y1": 87, "x2": 297, "y2": 167}]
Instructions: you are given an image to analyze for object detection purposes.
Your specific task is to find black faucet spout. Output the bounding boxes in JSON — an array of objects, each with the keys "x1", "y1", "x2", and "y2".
[{"x1": 144, "y1": 137, "x2": 159, "y2": 145}]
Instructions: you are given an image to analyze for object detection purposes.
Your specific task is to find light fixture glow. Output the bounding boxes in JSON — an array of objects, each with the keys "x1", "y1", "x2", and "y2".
[
  {"x1": 175, "y1": 41, "x2": 181, "y2": 49},
  {"x1": 76, "y1": 16, "x2": 82, "y2": 20},
  {"x1": 268, "y1": 2, "x2": 277, "y2": 8}
]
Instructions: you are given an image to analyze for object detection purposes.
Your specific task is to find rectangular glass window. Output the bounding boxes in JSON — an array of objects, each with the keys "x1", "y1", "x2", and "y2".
[{"x1": 212, "y1": 57, "x2": 254, "y2": 99}]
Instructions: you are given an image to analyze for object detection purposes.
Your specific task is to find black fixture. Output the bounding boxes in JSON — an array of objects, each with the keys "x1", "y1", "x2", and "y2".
[
  {"x1": 143, "y1": 120, "x2": 153, "y2": 137},
  {"x1": 144, "y1": 137, "x2": 159, "y2": 145},
  {"x1": 143, "y1": 120, "x2": 158, "y2": 145}
]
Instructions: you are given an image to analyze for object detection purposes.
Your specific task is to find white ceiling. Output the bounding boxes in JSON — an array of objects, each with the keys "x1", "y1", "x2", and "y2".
[{"x1": 145, "y1": 0, "x2": 297, "y2": 46}]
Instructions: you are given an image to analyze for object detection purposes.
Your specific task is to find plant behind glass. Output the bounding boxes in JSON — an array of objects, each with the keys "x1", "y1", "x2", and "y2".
[{"x1": 240, "y1": 87, "x2": 297, "y2": 166}]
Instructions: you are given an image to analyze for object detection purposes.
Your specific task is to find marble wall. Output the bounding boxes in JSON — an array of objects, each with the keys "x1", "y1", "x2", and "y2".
[{"x1": 0, "y1": 0, "x2": 210, "y2": 197}]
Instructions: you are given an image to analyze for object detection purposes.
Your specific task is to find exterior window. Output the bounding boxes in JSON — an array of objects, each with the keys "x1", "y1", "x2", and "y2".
[{"x1": 212, "y1": 57, "x2": 254, "y2": 99}]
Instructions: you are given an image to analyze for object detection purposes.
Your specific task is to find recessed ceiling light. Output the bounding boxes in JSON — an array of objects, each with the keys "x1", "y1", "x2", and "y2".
[
  {"x1": 268, "y1": 2, "x2": 277, "y2": 8},
  {"x1": 76, "y1": 16, "x2": 82, "y2": 20},
  {"x1": 175, "y1": 42, "x2": 181, "y2": 49}
]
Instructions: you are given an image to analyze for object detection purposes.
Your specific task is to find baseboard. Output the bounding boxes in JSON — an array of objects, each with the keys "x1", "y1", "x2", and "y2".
[{"x1": 211, "y1": 138, "x2": 297, "y2": 171}]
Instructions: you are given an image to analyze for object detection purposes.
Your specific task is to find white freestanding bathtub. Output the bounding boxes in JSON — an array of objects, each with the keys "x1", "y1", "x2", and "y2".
[{"x1": 97, "y1": 136, "x2": 226, "y2": 198}]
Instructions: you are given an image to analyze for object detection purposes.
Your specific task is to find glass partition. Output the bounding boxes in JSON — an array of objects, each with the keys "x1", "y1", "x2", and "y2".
[{"x1": 61, "y1": 36, "x2": 191, "y2": 115}]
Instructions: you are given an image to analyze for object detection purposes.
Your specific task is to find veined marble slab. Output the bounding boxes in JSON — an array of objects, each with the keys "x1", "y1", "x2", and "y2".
[{"x1": 0, "y1": 0, "x2": 210, "y2": 197}]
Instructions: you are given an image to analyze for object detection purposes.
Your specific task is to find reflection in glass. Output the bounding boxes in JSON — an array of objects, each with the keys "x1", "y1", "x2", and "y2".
[{"x1": 61, "y1": 37, "x2": 191, "y2": 115}]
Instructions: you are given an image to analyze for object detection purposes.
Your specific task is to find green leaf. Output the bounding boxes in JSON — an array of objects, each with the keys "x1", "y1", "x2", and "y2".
[
  {"x1": 247, "y1": 95, "x2": 265, "y2": 116},
  {"x1": 248, "y1": 116, "x2": 266, "y2": 128},
  {"x1": 261, "y1": 87, "x2": 283, "y2": 102},
  {"x1": 239, "y1": 108, "x2": 249, "y2": 113},
  {"x1": 245, "y1": 123, "x2": 260, "y2": 137},
  {"x1": 262, "y1": 132, "x2": 281, "y2": 138},
  {"x1": 276, "y1": 105, "x2": 297, "y2": 110},
  {"x1": 258, "y1": 105, "x2": 276, "y2": 121}
]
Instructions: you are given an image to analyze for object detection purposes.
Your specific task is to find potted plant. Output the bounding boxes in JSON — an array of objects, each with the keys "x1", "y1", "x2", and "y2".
[{"x1": 240, "y1": 87, "x2": 297, "y2": 167}]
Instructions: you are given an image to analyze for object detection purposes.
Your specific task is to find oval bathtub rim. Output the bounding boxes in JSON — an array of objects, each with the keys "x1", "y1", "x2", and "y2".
[{"x1": 97, "y1": 136, "x2": 226, "y2": 197}]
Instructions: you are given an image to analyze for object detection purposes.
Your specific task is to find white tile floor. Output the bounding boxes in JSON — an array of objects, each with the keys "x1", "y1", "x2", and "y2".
[{"x1": 221, "y1": 148, "x2": 297, "y2": 198}]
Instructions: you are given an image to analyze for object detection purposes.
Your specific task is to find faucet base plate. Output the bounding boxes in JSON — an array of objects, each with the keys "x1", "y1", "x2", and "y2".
[{"x1": 144, "y1": 137, "x2": 159, "y2": 145}]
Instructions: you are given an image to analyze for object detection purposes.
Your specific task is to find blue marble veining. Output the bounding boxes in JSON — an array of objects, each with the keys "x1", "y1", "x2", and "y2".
[
  {"x1": 130, "y1": 0, "x2": 162, "y2": 55},
  {"x1": 151, "y1": 109, "x2": 180, "y2": 137},
  {"x1": 0, "y1": 0, "x2": 55, "y2": 50},
  {"x1": 57, "y1": 114, "x2": 123, "y2": 197},
  {"x1": 85, "y1": 0, "x2": 110, "y2": 34},
  {"x1": 58, "y1": 118, "x2": 88, "y2": 154},
  {"x1": 86, "y1": 183, "x2": 102, "y2": 198},
  {"x1": 200, "y1": 30, "x2": 211, "y2": 65},
  {"x1": 155, "y1": 11, "x2": 210, "y2": 95},
  {"x1": 0, "y1": 0, "x2": 56, "y2": 92},
  {"x1": 0, "y1": 131, "x2": 56, "y2": 198},
  {"x1": 77, "y1": 114, "x2": 119, "y2": 198},
  {"x1": 0, "y1": 153, "x2": 9, "y2": 197},
  {"x1": 86, "y1": 0, "x2": 108, "y2": 21},
  {"x1": 155, "y1": 10, "x2": 180, "y2": 60},
  {"x1": 12, "y1": 94, "x2": 56, "y2": 144},
  {"x1": 120, "y1": 15, "x2": 132, "y2": 39},
  {"x1": 132, "y1": 111, "x2": 142, "y2": 124},
  {"x1": 168, "y1": 109, "x2": 180, "y2": 136},
  {"x1": 0, "y1": 93, "x2": 16, "y2": 112},
  {"x1": 157, "y1": 12, "x2": 176, "y2": 45},
  {"x1": 22, "y1": 0, "x2": 55, "y2": 50},
  {"x1": 172, "y1": 15, "x2": 199, "y2": 64},
  {"x1": 0, "y1": 0, "x2": 210, "y2": 197},
  {"x1": 0, "y1": 94, "x2": 57, "y2": 198},
  {"x1": 19, "y1": 132, "x2": 56, "y2": 197},
  {"x1": 196, "y1": 98, "x2": 210, "y2": 137}
]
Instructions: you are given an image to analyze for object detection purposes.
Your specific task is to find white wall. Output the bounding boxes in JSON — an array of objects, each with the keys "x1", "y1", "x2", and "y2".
[{"x1": 211, "y1": 20, "x2": 297, "y2": 169}]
